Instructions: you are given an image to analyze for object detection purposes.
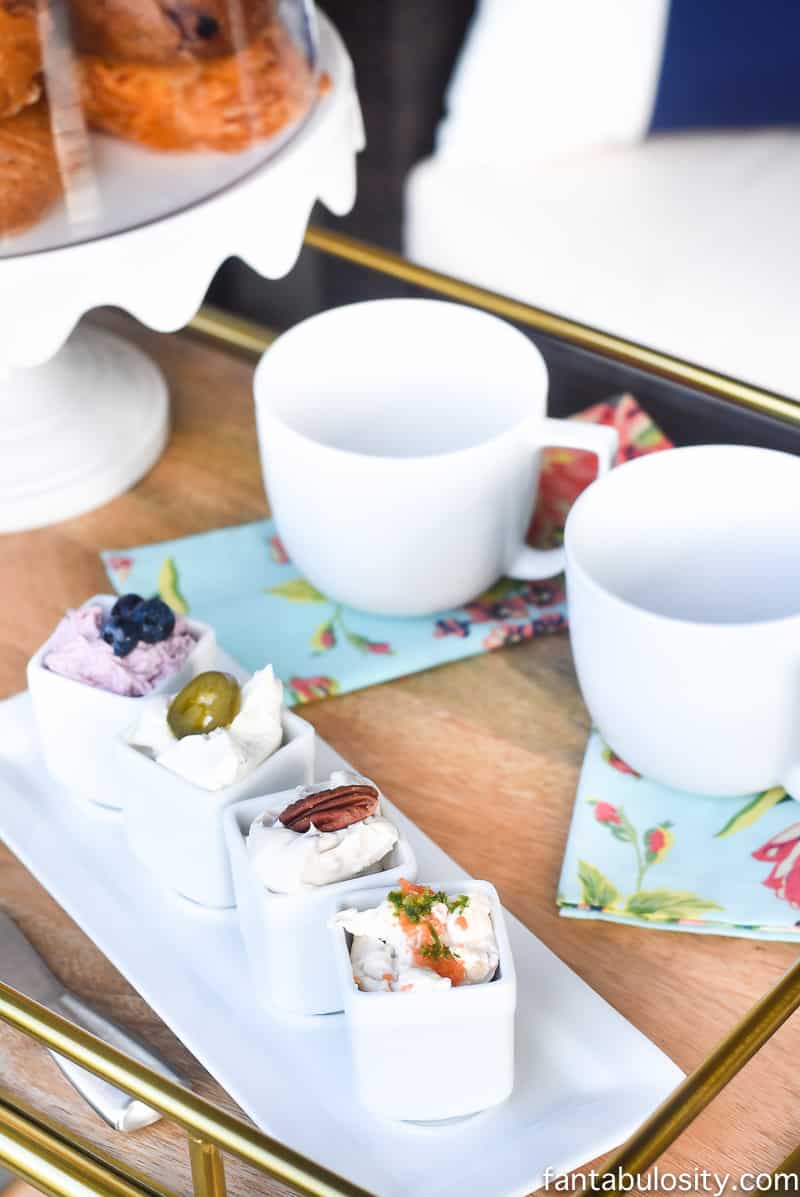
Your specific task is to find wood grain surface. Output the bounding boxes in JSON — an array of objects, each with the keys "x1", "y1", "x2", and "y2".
[{"x1": 1, "y1": 312, "x2": 798, "y2": 1197}]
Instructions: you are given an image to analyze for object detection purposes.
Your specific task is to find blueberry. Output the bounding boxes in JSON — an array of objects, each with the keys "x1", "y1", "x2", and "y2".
[
  {"x1": 102, "y1": 617, "x2": 140, "y2": 658},
  {"x1": 195, "y1": 14, "x2": 220, "y2": 39},
  {"x1": 111, "y1": 593, "x2": 143, "y2": 622},
  {"x1": 136, "y1": 598, "x2": 176, "y2": 644}
]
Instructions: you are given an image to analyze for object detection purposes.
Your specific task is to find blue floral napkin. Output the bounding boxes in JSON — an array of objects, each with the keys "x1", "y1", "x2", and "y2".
[
  {"x1": 102, "y1": 521, "x2": 566, "y2": 705},
  {"x1": 558, "y1": 732, "x2": 800, "y2": 941}
]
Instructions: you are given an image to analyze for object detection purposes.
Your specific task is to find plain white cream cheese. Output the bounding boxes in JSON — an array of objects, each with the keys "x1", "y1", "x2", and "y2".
[
  {"x1": 127, "y1": 666, "x2": 283, "y2": 790},
  {"x1": 246, "y1": 772, "x2": 400, "y2": 894}
]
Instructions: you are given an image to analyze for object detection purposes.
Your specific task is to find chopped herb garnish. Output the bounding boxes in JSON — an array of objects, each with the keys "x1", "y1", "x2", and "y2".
[
  {"x1": 419, "y1": 924, "x2": 459, "y2": 962},
  {"x1": 387, "y1": 883, "x2": 471, "y2": 924}
]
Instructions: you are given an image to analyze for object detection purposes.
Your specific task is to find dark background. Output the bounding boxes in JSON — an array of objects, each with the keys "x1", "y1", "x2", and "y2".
[
  {"x1": 208, "y1": 1, "x2": 476, "y2": 324},
  {"x1": 208, "y1": 3, "x2": 800, "y2": 454}
]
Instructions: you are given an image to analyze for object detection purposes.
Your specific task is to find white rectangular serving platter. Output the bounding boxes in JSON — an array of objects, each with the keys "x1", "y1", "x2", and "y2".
[{"x1": 0, "y1": 656, "x2": 683, "y2": 1197}]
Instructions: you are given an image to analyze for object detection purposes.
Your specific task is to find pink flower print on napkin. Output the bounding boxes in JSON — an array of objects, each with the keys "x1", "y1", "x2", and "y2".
[
  {"x1": 645, "y1": 824, "x2": 674, "y2": 866},
  {"x1": 528, "y1": 394, "x2": 673, "y2": 548},
  {"x1": 601, "y1": 746, "x2": 642, "y2": 778},
  {"x1": 286, "y1": 675, "x2": 340, "y2": 704},
  {"x1": 593, "y1": 801, "x2": 621, "y2": 825},
  {"x1": 268, "y1": 535, "x2": 290, "y2": 565},
  {"x1": 311, "y1": 621, "x2": 337, "y2": 652},
  {"x1": 107, "y1": 555, "x2": 134, "y2": 585},
  {"x1": 482, "y1": 623, "x2": 535, "y2": 650},
  {"x1": 583, "y1": 801, "x2": 718, "y2": 918},
  {"x1": 753, "y1": 823, "x2": 800, "y2": 907}
]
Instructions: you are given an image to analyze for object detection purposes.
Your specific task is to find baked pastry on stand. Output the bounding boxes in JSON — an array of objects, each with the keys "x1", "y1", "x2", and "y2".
[
  {"x1": 67, "y1": 0, "x2": 277, "y2": 63},
  {"x1": 0, "y1": 4, "x2": 65, "y2": 234},
  {"x1": 0, "y1": 10, "x2": 362, "y2": 533},
  {"x1": 80, "y1": 21, "x2": 316, "y2": 152},
  {"x1": 0, "y1": 2, "x2": 42, "y2": 119},
  {"x1": 0, "y1": 101, "x2": 62, "y2": 235}
]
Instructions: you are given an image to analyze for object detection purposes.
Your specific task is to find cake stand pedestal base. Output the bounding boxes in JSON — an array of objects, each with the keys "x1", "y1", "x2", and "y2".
[{"x1": 0, "y1": 325, "x2": 169, "y2": 534}]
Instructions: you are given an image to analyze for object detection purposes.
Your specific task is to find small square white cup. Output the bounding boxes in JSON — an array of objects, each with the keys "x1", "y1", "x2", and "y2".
[
  {"x1": 117, "y1": 710, "x2": 315, "y2": 909},
  {"x1": 26, "y1": 595, "x2": 216, "y2": 810},
  {"x1": 331, "y1": 879, "x2": 516, "y2": 1122},
  {"x1": 224, "y1": 790, "x2": 417, "y2": 1017}
]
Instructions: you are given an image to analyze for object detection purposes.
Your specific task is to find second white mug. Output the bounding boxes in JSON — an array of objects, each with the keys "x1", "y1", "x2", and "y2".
[
  {"x1": 254, "y1": 299, "x2": 617, "y2": 616},
  {"x1": 566, "y1": 444, "x2": 800, "y2": 797}
]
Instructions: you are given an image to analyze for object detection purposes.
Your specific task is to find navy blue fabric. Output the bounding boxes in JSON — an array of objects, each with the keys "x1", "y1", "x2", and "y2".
[{"x1": 649, "y1": 0, "x2": 800, "y2": 132}]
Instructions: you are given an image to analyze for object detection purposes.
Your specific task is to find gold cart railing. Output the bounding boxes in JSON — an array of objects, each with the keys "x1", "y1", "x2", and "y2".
[{"x1": 3, "y1": 226, "x2": 800, "y2": 1197}]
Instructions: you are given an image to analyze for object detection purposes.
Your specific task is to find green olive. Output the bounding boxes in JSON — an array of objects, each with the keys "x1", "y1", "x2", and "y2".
[{"x1": 167, "y1": 671, "x2": 242, "y2": 740}]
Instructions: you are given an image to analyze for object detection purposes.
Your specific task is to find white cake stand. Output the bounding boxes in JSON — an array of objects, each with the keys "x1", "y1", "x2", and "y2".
[{"x1": 0, "y1": 12, "x2": 363, "y2": 533}]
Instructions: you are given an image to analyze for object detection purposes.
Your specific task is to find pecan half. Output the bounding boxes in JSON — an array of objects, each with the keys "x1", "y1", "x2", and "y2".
[{"x1": 279, "y1": 783, "x2": 379, "y2": 833}]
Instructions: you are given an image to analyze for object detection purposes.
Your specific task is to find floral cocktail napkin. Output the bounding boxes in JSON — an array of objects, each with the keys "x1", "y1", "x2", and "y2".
[
  {"x1": 103, "y1": 394, "x2": 667, "y2": 705},
  {"x1": 559, "y1": 732, "x2": 800, "y2": 941},
  {"x1": 103, "y1": 527, "x2": 568, "y2": 704}
]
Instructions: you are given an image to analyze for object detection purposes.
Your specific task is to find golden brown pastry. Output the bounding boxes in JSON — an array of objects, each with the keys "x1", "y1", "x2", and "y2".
[
  {"x1": 0, "y1": 4, "x2": 43, "y2": 120},
  {"x1": 0, "y1": 100, "x2": 61, "y2": 235},
  {"x1": 67, "y1": 0, "x2": 276, "y2": 64},
  {"x1": 80, "y1": 23, "x2": 315, "y2": 153}
]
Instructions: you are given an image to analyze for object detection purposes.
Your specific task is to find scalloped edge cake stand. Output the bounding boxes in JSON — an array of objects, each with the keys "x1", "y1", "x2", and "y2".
[{"x1": 0, "y1": 12, "x2": 362, "y2": 534}]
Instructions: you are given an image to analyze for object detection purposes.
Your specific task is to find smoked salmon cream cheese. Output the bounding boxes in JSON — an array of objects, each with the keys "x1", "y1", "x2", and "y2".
[{"x1": 334, "y1": 880, "x2": 500, "y2": 993}]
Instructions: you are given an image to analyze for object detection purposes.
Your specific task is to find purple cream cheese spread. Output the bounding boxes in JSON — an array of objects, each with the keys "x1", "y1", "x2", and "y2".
[{"x1": 43, "y1": 604, "x2": 197, "y2": 697}]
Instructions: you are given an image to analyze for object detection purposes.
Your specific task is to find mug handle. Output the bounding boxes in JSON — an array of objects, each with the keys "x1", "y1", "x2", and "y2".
[{"x1": 506, "y1": 418, "x2": 619, "y2": 580}]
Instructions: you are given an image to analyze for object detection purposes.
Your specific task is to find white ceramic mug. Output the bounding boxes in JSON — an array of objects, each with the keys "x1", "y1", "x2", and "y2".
[
  {"x1": 565, "y1": 444, "x2": 800, "y2": 797},
  {"x1": 254, "y1": 299, "x2": 618, "y2": 616}
]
